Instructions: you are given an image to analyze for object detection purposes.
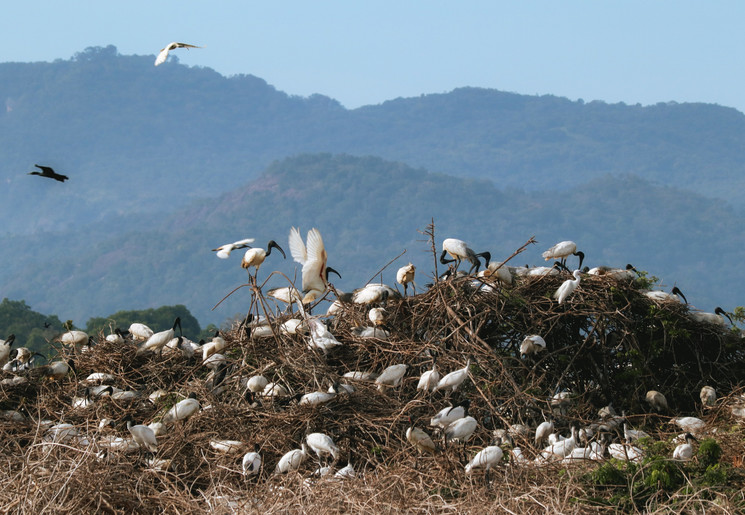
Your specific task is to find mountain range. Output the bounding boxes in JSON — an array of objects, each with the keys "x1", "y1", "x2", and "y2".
[{"x1": 0, "y1": 45, "x2": 742, "y2": 327}]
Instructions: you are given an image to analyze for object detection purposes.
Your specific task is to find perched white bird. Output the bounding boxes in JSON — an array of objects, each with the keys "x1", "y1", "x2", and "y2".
[
  {"x1": 306, "y1": 318, "x2": 341, "y2": 352},
  {"x1": 245, "y1": 375, "x2": 269, "y2": 393},
  {"x1": 368, "y1": 307, "x2": 388, "y2": 327},
  {"x1": 105, "y1": 328, "x2": 126, "y2": 344},
  {"x1": 407, "y1": 418, "x2": 437, "y2": 454},
  {"x1": 212, "y1": 238, "x2": 255, "y2": 259},
  {"x1": 32, "y1": 359, "x2": 74, "y2": 381},
  {"x1": 242, "y1": 444, "x2": 262, "y2": 476},
  {"x1": 275, "y1": 443, "x2": 308, "y2": 473},
  {"x1": 430, "y1": 400, "x2": 470, "y2": 430},
  {"x1": 534, "y1": 420, "x2": 554, "y2": 446},
  {"x1": 334, "y1": 460, "x2": 356, "y2": 479},
  {"x1": 554, "y1": 270, "x2": 582, "y2": 304},
  {"x1": 300, "y1": 385, "x2": 338, "y2": 406},
  {"x1": 397, "y1": 263, "x2": 416, "y2": 296},
  {"x1": 241, "y1": 240, "x2": 286, "y2": 282},
  {"x1": 700, "y1": 386, "x2": 716, "y2": 408},
  {"x1": 540, "y1": 426, "x2": 577, "y2": 461},
  {"x1": 210, "y1": 440, "x2": 245, "y2": 454},
  {"x1": 127, "y1": 418, "x2": 158, "y2": 453},
  {"x1": 154, "y1": 42, "x2": 202, "y2": 66},
  {"x1": 432, "y1": 359, "x2": 471, "y2": 393},
  {"x1": 306, "y1": 432, "x2": 340, "y2": 462},
  {"x1": 672, "y1": 433, "x2": 697, "y2": 460},
  {"x1": 465, "y1": 445, "x2": 503, "y2": 475},
  {"x1": 587, "y1": 264, "x2": 636, "y2": 281},
  {"x1": 542, "y1": 241, "x2": 584, "y2": 268},
  {"x1": 161, "y1": 393, "x2": 200, "y2": 424},
  {"x1": 417, "y1": 359, "x2": 440, "y2": 392},
  {"x1": 375, "y1": 364, "x2": 408, "y2": 391},
  {"x1": 202, "y1": 331, "x2": 227, "y2": 360},
  {"x1": 623, "y1": 422, "x2": 650, "y2": 443},
  {"x1": 445, "y1": 416, "x2": 478, "y2": 444},
  {"x1": 670, "y1": 416, "x2": 705, "y2": 434},
  {"x1": 59, "y1": 330, "x2": 89, "y2": 352},
  {"x1": 128, "y1": 323, "x2": 154, "y2": 341},
  {"x1": 689, "y1": 307, "x2": 732, "y2": 327},
  {"x1": 480, "y1": 261, "x2": 513, "y2": 285},
  {"x1": 520, "y1": 335, "x2": 546, "y2": 357},
  {"x1": 644, "y1": 286, "x2": 688, "y2": 304},
  {"x1": 352, "y1": 283, "x2": 398, "y2": 305},
  {"x1": 343, "y1": 371, "x2": 377, "y2": 381},
  {"x1": 645, "y1": 390, "x2": 668, "y2": 412},
  {"x1": 138, "y1": 317, "x2": 182, "y2": 355},
  {"x1": 262, "y1": 382, "x2": 289, "y2": 397},
  {"x1": 288, "y1": 227, "x2": 339, "y2": 303},
  {"x1": 440, "y1": 238, "x2": 490, "y2": 275}
]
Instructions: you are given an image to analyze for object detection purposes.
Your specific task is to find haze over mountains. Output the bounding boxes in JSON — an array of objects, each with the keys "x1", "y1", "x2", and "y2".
[{"x1": 0, "y1": 45, "x2": 742, "y2": 326}]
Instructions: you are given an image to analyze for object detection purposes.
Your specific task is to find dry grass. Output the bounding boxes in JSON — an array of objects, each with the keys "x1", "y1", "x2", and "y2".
[{"x1": 1, "y1": 237, "x2": 745, "y2": 513}]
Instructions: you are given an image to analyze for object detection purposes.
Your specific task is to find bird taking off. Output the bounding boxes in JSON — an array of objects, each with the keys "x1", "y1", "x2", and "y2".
[
  {"x1": 28, "y1": 165, "x2": 68, "y2": 183},
  {"x1": 154, "y1": 42, "x2": 202, "y2": 66}
]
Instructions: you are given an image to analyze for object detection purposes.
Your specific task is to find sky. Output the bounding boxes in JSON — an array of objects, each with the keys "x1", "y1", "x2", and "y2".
[{"x1": 2, "y1": 1, "x2": 744, "y2": 112}]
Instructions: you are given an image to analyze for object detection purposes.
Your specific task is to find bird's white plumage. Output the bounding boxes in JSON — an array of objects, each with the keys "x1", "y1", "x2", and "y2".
[
  {"x1": 430, "y1": 402, "x2": 468, "y2": 429},
  {"x1": 306, "y1": 432, "x2": 339, "y2": 461},
  {"x1": 212, "y1": 238, "x2": 255, "y2": 259},
  {"x1": 554, "y1": 270, "x2": 582, "y2": 304},
  {"x1": 406, "y1": 424, "x2": 436, "y2": 454},
  {"x1": 275, "y1": 443, "x2": 308, "y2": 473},
  {"x1": 465, "y1": 445, "x2": 503, "y2": 474},
  {"x1": 542, "y1": 241, "x2": 576, "y2": 261},
  {"x1": 162, "y1": 396, "x2": 200, "y2": 424},
  {"x1": 700, "y1": 386, "x2": 716, "y2": 407},
  {"x1": 154, "y1": 42, "x2": 201, "y2": 66},
  {"x1": 289, "y1": 227, "x2": 328, "y2": 298},
  {"x1": 432, "y1": 359, "x2": 471, "y2": 393},
  {"x1": 445, "y1": 416, "x2": 478, "y2": 443},
  {"x1": 127, "y1": 420, "x2": 158, "y2": 453},
  {"x1": 417, "y1": 362, "x2": 440, "y2": 392},
  {"x1": 128, "y1": 323, "x2": 153, "y2": 341},
  {"x1": 520, "y1": 335, "x2": 546, "y2": 356},
  {"x1": 242, "y1": 450, "x2": 262, "y2": 476},
  {"x1": 375, "y1": 364, "x2": 408, "y2": 391}
]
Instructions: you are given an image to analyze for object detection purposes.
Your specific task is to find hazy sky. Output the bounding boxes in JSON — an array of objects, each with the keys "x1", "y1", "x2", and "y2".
[{"x1": 3, "y1": 1, "x2": 744, "y2": 112}]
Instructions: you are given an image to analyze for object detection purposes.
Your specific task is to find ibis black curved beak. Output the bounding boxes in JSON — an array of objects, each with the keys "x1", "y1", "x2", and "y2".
[
  {"x1": 715, "y1": 307, "x2": 734, "y2": 325},
  {"x1": 671, "y1": 286, "x2": 688, "y2": 304},
  {"x1": 267, "y1": 240, "x2": 286, "y2": 259},
  {"x1": 574, "y1": 251, "x2": 585, "y2": 270},
  {"x1": 439, "y1": 250, "x2": 452, "y2": 265},
  {"x1": 173, "y1": 317, "x2": 183, "y2": 336},
  {"x1": 325, "y1": 266, "x2": 342, "y2": 280}
]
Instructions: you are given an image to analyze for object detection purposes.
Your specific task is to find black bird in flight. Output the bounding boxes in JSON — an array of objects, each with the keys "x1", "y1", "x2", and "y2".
[{"x1": 28, "y1": 164, "x2": 69, "y2": 183}]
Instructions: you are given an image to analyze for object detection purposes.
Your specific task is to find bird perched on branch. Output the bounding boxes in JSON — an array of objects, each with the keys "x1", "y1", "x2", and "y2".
[
  {"x1": 28, "y1": 164, "x2": 68, "y2": 182},
  {"x1": 397, "y1": 263, "x2": 416, "y2": 296},
  {"x1": 241, "y1": 240, "x2": 286, "y2": 283},
  {"x1": 554, "y1": 270, "x2": 582, "y2": 304},
  {"x1": 154, "y1": 42, "x2": 202, "y2": 66}
]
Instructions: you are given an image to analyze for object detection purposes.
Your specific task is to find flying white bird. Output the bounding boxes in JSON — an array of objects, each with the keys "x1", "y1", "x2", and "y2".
[
  {"x1": 154, "y1": 42, "x2": 202, "y2": 66},
  {"x1": 212, "y1": 238, "x2": 255, "y2": 259}
]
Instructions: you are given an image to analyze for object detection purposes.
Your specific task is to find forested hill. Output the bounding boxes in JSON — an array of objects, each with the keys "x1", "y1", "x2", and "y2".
[
  {"x1": 0, "y1": 154, "x2": 742, "y2": 326},
  {"x1": 2, "y1": 45, "x2": 745, "y2": 238}
]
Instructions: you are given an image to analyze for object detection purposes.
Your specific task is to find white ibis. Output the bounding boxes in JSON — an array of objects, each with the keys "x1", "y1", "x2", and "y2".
[
  {"x1": 465, "y1": 445, "x2": 503, "y2": 480},
  {"x1": 288, "y1": 227, "x2": 340, "y2": 303},
  {"x1": 397, "y1": 263, "x2": 416, "y2": 296},
  {"x1": 700, "y1": 386, "x2": 716, "y2": 408},
  {"x1": 0, "y1": 334, "x2": 15, "y2": 366},
  {"x1": 672, "y1": 433, "x2": 697, "y2": 460},
  {"x1": 645, "y1": 390, "x2": 668, "y2": 412},
  {"x1": 417, "y1": 357, "x2": 440, "y2": 392},
  {"x1": 161, "y1": 393, "x2": 200, "y2": 424},
  {"x1": 375, "y1": 364, "x2": 408, "y2": 392},
  {"x1": 440, "y1": 238, "x2": 490, "y2": 275},
  {"x1": 275, "y1": 443, "x2": 308, "y2": 474},
  {"x1": 154, "y1": 42, "x2": 202, "y2": 66},
  {"x1": 242, "y1": 444, "x2": 262, "y2": 476},
  {"x1": 137, "y1": 317, "x2": 182, "y2": 355},
  {"x1": 520, "y1": 335, "x2": 546, "y2": 358},
  {"x1": 306, "y1": 432, "x2": 340, "y2": 463},
  {"x1": 432, "y1": 358, "x2": 471, "y2": 393},
  {"x1": 212, "y1": 238, "x2": 255, "y2": 259},
  {"x1": 126, "y1": 418, "x2": 158, "y2": 453},
  {"x1": 430, "y1": 399, "x2": 470, "y2": 430},
  {"x1": 241, "y1": 240, "x2": 286, "y2": 283},
  {"x1": 542, "y1": 241, "x2": 584, "y2": 269},
  {"x1": 407, "y1": 417, "x2": 437, "y2": 455}
]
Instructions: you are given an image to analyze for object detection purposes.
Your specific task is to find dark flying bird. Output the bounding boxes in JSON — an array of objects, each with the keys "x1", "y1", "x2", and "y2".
[{"x1": 28, "y1": 165, "x2": 68, "y2": 183}]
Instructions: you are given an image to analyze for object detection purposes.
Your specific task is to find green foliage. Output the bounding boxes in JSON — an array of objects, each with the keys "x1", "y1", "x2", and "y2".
[
  {"x1": 643, "y1": 458, "x2": 683, "y2": 491},
  {"x1": 84, "y1": 305, "x2": 201, "y2": 339},
  {"x1": 701, "y1": 464, "x2": 727, "y2": 486},
  {"x1": 697, "y1": 439, "x2": 722, "y2": 469},
  {"x1": 0, "y1": 298, "x2": 64, "y2": 356}
]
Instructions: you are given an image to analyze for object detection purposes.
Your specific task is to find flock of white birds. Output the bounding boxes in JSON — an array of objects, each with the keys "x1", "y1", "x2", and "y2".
[{"x1": 0, "y1": 226, "x2": 741, "y2": 488}]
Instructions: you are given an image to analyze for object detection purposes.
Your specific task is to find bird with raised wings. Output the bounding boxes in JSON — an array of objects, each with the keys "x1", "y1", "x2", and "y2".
[
  {"x1": 289, "y1": 227, "x2": 339, "y2": 304},
  {"x1": 28, "y1": 164, "x2": 68, "y2": 182},
  {"x1": 154, "y1": 42, "x2": 202, "y2": 66}
]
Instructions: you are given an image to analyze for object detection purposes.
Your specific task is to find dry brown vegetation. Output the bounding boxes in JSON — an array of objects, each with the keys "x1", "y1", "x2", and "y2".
[{"x1": 1, "y1": 236, "x2": 745, "y2": 514}]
